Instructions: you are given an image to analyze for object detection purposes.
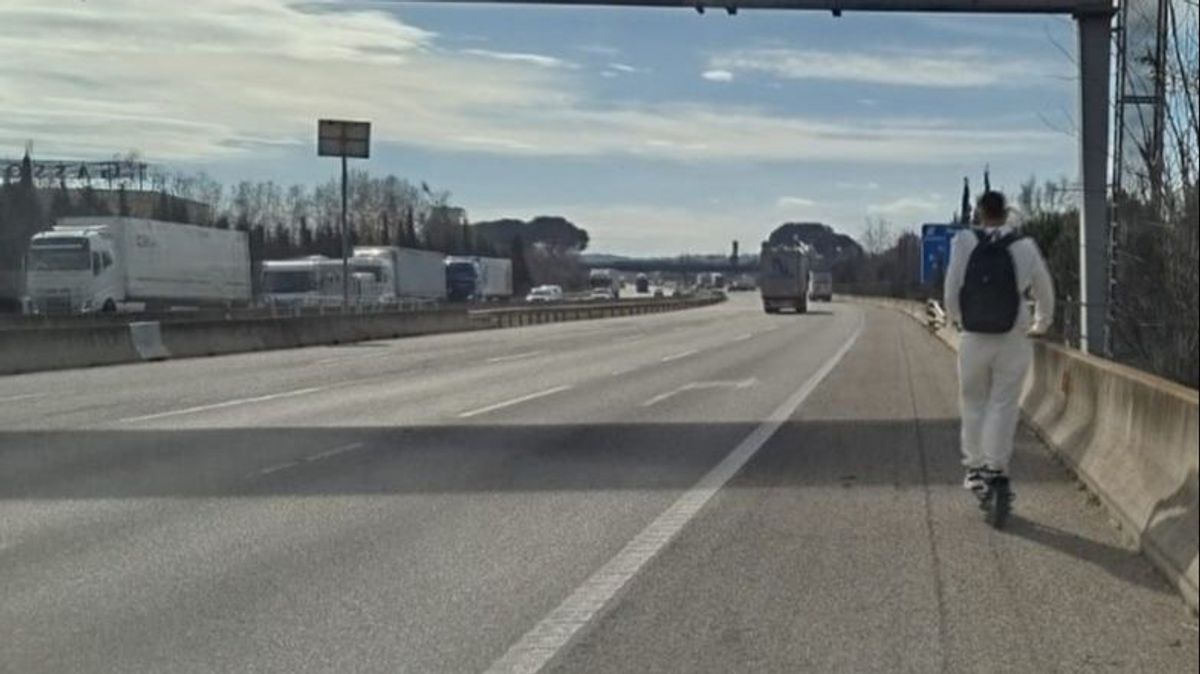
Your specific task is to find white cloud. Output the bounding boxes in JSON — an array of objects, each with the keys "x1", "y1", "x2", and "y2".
[
  {"x1": 578, "y1": 44, "x2": 621, "y2": 57},
  {"x1": 702, "y1": 69, "x2": 735, "y2": 83},
  {"x1": 0, "y1": 1, "x2": 1070, "y2": 167},
  {"x1": 710, "y1": 47, "x2": 1060, "y2": 88},
  {"x1": 777, "y1": 196, "x2": 817, "y2": 208},
  {"x1": 608, "y1": 63, "x2": 641, "y2": 74},
  {"x1": 461, "y1": 48, "x2": 577, "y2": 69},
  {"x1": 866, "y1": 196, "x2": 945, "y2": 221}
]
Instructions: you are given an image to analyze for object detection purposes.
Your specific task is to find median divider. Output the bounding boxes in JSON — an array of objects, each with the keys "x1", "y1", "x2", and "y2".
[
  {"x1": 857, "y1": 296, "x2": 1199, "y2": 612},
  {"x1": 1, "y1": 295, "x2": 724, "y2": 376}
]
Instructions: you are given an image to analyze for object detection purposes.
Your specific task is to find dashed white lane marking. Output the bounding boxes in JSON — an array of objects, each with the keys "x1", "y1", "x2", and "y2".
[
  {"x1": 251, "y1": 442, "x2": 366, "y2": 478},
  {"x1": 640, "y1": 378, "x2": 758, "y2": 408},
  {"x1": 487, "y1": 351, "x2": 545, "y2": 364},
  {"x1": 306, "y1": 442, "x2": 365, "y2": 462},
  {"x1": 458, "y1": 385, "x2": 572, "y2": 419},
  {"x1": 609, "y1": 367, "x2": 634, "y2": 377},
  {"x1": 660, "y1": 348, "x2": 699, "y2": 363},
  {"x1": 119, "y1": 387, "x2": 324, "y2": 423},
  {"x1": 0, "y1": 392, "x2": 48, "y2": 403},
  {"x1": 483, "y1": 316, "x2": 863, "y2": 674},
  {"x1": 256, "y1": 461, "x2": 300, "y2": 476},
  {"x1": 730, "y1": 333, "x2": 754, "y2": 343}
]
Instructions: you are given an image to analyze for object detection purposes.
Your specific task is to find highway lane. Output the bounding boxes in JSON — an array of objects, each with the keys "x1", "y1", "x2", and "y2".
[{"x1": 1, "y1": 294, "x2": 1195, "y2": 673}]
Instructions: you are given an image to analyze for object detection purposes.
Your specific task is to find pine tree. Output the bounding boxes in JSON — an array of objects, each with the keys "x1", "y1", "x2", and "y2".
[
  {"x1": 0, "y1": 150, "x2": 45, "y2": 312},
  {"x1": 272, "y1": 222, "x2": 292, "y2": 259},
  {"x1": 118, "y1": 185, "x2": 131, "y2": 217},
  {"x1": 403, "y1": 206, "x2": 418, "y2": 249},
  {"x1": 298, "y1": 216, "x2": 314, "y2": 255},
  {"x1": 49, "y1": 182, "x2": 74, "y2": 221},
  {"x1": 510, "y1": 235, "x2": 532, "y2": 296}
]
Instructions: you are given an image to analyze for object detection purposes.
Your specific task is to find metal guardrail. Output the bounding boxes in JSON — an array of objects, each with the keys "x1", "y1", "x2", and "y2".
[{"x1": 0, "y1": 292, "x2": 716, "y2": 330}]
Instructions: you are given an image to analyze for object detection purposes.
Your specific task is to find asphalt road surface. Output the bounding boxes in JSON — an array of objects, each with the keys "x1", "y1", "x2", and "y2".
[{"x1": 2, "y1": 294, "x2": 1196, "y2": 674}]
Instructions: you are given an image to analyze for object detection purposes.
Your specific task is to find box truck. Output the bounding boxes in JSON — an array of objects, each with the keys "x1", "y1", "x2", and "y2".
[
  {"x1": 588, "y1": 268, "x2": 621, "y2": 300},
  {"x1": 759, "y1": 242, "x2": 811, "y2": 314},
  {"x1": 24, "y1": 217, "x2": 251, "y2": 314},
  {"x1": 809, "y1": 271, "x2": 833, "y2": 302}
]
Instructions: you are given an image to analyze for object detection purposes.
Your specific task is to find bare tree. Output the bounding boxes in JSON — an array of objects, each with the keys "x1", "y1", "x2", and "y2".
[{"x1": 862, "y1": 216, "x2": 894, "y2": 255}]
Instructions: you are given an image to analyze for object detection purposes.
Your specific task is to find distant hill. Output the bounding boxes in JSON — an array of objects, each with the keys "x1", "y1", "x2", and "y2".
[{"x1": 472, "y1": 215, "x2": 589, "y2": 252}]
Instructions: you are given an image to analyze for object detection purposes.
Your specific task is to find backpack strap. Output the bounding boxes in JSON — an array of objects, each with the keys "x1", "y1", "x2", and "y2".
[{"x1": 994, "y1": 232, "x2": 1025, "y2": 248}]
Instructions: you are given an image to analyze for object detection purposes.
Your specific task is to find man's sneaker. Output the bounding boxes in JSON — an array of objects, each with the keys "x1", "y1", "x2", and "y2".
[{"x1": 963, "y1": 467, "x2": 987, "y2": 493}]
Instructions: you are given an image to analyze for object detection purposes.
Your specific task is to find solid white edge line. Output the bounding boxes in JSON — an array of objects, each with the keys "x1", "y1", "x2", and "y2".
[
  {"x1": 458, "y1": 385, "x2": 573, "y2": 419},
  {"x1": 483, "y1": 313, "x2": 864, "y2": 674},
  {"x1": 119, "y1": 387, "x2": 324, "y2": 423}
]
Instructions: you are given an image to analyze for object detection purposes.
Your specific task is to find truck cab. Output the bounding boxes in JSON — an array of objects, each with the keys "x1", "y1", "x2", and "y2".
[
  {"x1": 25, "y1": 226, "x2": 122, "y2": 314},
  {"x1": 445, "y1": 257, "x2": 480, "y2": 302},
  {"x1": 349, "y1": 255, "x2": 395, "y2": 303}
]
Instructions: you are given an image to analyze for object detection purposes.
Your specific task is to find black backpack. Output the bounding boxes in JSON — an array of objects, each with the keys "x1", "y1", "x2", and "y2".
[{"x1": 959, "y1": 229, "x2": 1022, "y2": 333}]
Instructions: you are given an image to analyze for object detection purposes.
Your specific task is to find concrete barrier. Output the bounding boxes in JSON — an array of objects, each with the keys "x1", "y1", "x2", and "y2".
[
  {"x1": 859, "y1": 296, "x2": 1199, "y2": 611},
  {"x1": 0, "y1": 324, "x2": 140, "y2": 374},
  {"x1": 128, "y1": 322, "x2": 170, "y2": 361},
  {"x1": 1023, "y1": 343, "x2": 1198, "y2": 611},
  {"x1": 2, "y1": 296, "x2": 723, "y2": 376}
]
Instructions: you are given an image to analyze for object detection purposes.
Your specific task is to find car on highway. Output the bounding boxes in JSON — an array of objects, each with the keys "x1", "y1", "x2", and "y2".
[{"x1": 526, "y1": 285, "x2": 564, "y2": 303}]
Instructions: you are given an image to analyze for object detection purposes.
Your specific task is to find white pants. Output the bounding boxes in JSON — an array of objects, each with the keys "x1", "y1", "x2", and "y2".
[{"x1": 958, "y1": 331, "x2": 1033, "y2": 472}]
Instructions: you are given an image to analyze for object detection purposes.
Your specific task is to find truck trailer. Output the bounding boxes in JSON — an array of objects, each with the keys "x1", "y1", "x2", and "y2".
[
  {"x1": 445, "y1": 256, "x2": 513, "y2": 302},
  {"x1": 352, "y1": 246, "x2": 447, "y2": 302},
  {"x1": 25, "y1": 217, "x2": 251, "y2": 314},
  {"x1": 759, "y1": 242, "x2": 811, "y2": 314}
]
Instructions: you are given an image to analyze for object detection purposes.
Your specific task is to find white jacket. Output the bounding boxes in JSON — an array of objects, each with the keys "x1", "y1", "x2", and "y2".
[{"x1": 944, "y1": 224, "x2": 1056, "y2": 335}]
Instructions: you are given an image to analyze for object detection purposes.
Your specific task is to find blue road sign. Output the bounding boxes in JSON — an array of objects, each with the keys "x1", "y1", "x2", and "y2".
[{"x1": 921, "y1": 223, "x2": 967, "y2": 285}]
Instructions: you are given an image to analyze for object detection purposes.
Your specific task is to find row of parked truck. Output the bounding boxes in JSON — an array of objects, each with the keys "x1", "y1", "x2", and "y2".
[{"x1": 22, "y1": 217, "x2": 515, "y2": 314}]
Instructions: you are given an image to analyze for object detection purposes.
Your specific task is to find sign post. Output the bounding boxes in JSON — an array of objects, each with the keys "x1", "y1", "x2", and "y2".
[{"x1": 318, "y1": 119, "x2": 371, "y2": 309}]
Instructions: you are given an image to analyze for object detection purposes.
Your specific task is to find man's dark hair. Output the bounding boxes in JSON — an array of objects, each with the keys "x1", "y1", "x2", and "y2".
[{"x1": 977, "y1": 191, "x2": 1007, "y2": 221}]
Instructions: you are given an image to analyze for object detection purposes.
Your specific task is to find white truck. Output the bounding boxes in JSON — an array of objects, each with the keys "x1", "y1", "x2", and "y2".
[
  {"x1": 588, "y1": 268, "x2": 621, "y2": 300},
  {"x1": 445, "y1": 256, "x2": 513, "y2": 302},
  {"x1": 809, "y1": 271, "x2": 833, "y2": 302},
  {"x1": 261, "y1": 257, "x2": 347, "y2": 308},
  {"x1": 759, "y1": 242, "x2": 811, "y2": 314},
  {"x1": 24, "y1": 217, "x2": 251, "y2": 314},
  {"x1": 352, "y1": 246, "x2": 446, "y2": 302}
]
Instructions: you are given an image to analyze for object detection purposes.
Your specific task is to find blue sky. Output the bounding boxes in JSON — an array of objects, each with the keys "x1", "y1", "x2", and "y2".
[{"x1": 0, "y1": 1, "x2": 1081, "y2": 254}]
